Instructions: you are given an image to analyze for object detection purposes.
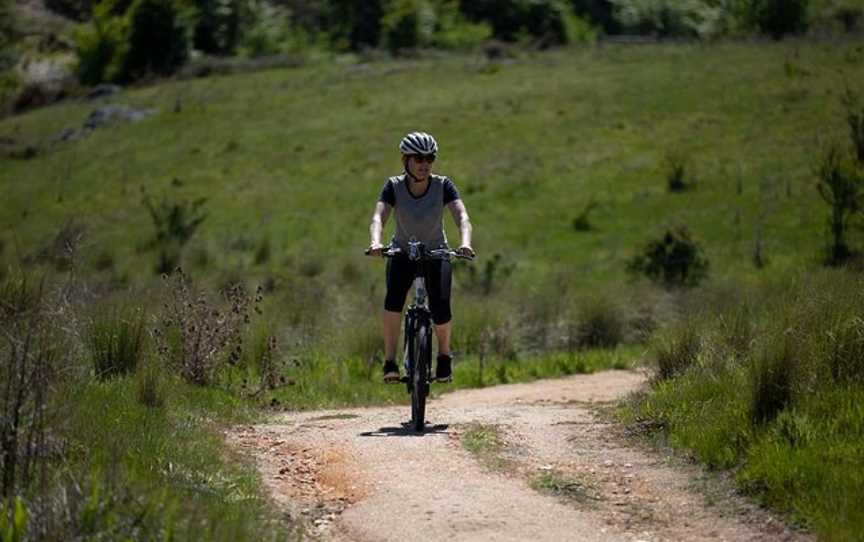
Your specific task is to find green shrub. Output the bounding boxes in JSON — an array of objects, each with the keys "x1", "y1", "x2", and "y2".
[
  {"x1": 0, "y1": 498, "x2": 28, "y2": 541},
  {"x1": 142, "y1": 189, "x2": 208, "y2": 274},
  {"x1": 609, "y1": 0, "x2": 729, "y2": 39},
  {"x1": 815, "y1": 143, "x2": 863, "y2": 266},
  {"x1": 458, "y1": 253, "x2": 516, "y2": 296},
  {"x1": 381, "y1": 0, "x2": 437, "y2": 53},
  {"x1": 522, "y1": 0, "x2": 576, "y2": 46},
  {"x1": 326, "y1": 0, "x2": 383, "y2": 51},
  {"x1": 135, "y1": 357, "x2": 164, "y2": 407},
  {"x1": 651, "y1": 319, "x2": 700, "y2": 381},
  {"x1": 716, "y1": 306, "x2": 755, "y2": 361},
  {"x1": 154, "y1": 270, "x2": 262, "y2": 386},
  {"x1": 74, "y1": 6, "x2": 130, "y2": 85},
  {"x1": 832, "y1": 4, "x2": 862, "y2": 32},
  {"x1": 87, "y1": 305, "x2": 148, "y2": 379},
  {"x1": 570, "y1": 0, "x2": 620, "y2": 34},
  {"x1": 433, "y1": 1, "x2": 492, "y2": 49},
  {"x1": 627, "y1": 226, "x2": 709, "y2": 288},
  {"x1": 664, "y1": 150, "x2": 693, "y2": 192},
  {"x1": 123, "y1": 0, "x2": 190, "y2": 80},
  {"x1": 750, "y1": 0, "x2": 809, "y2": 39},
  {"x1": 572, "y1": 297, "x2": 625, "y2": 349},
  {"x1": 237, "y1": 0, "x2": 298, "y2": 57},
  {"x1": 247, "y1": 329, "x2": 281, "y2": 392},
  {"x1": 822, "y1": 312, "x2": 864, "y2": 383},
  {"x1": 459, "y1": 0, "x2": 579, "y2": 45},
  {"x1": 192, "y1": 0, "x2": 242, "y2": 55},
  {"x1": 572, "y1": 198, "x2": 598, "y2": 231},
  {"x1": 253, "y1": 235, "x2": 271, "y2": 265},
  {"x1": 0, "y1": 276, "x2": 65, "y2": 498},
  {"x1": 0, "y1": 274, "x2": 42, "y2": 323},
  {"x1": 75, "y1": 0, "x2": 190, "y2": 84},
  {"x1": 751, "y1": 336, "x2": 796, "y2": 424}
]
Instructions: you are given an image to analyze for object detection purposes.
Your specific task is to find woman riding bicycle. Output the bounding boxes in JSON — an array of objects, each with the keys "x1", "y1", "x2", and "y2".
[{"x1": 367, "y1": 132, "x2": 475, "y2": 383}]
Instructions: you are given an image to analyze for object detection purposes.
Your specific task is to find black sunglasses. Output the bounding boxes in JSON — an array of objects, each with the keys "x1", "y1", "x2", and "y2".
[{"x1": 411, "y1": 154, "x2": 436, "y2": 163}]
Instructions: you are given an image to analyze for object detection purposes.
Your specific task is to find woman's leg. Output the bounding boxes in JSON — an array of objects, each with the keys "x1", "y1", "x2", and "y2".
[
  {"x1": 426, "y1": 259, "x2": 453, "y2": 379},
  {"x1": 384, "y1": 257, "x2": 415, "y2": 363},
  {"x1": 383, "y1": 310, "x2": 402, "y2": 361},
  {"x1": 434, "y1": 321, "x2": 451, "y2": 356}
]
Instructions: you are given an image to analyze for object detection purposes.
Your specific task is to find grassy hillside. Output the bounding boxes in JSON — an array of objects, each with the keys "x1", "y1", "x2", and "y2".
[{"x1": 2, "y1": 41, "x2": 862, "y2": 289}]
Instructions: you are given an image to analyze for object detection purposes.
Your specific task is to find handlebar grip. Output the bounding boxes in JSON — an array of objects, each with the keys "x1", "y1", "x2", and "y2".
[{"x1": 365, "y1": 247, "x2": 402, "y2": 257}]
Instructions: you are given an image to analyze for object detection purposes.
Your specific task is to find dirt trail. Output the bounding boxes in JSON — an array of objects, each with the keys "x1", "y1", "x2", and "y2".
[{"x1": 227, "y1": 371, "x2": 808, "y2": 541}]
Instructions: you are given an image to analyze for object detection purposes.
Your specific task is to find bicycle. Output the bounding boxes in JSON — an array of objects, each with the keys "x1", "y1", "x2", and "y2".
[{"x1": 367, "y1": 240, "x2": 473, "y2": 432}]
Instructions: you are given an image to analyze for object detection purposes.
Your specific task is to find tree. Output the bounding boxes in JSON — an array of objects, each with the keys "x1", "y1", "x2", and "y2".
[
  {"x1": 751, "y1": 0, "x2": 809, "y2": 39},
  {"x1": 193, "y1": 0, "x2": 242, "y2": 55},
  {"x1": 327, "y1": 0, "x2": 383, "y2": 50},
  {"x1": 816, "y1": 144, "x2": 863, "y2": 266},
  {"x1": 121, "y1": 0, "x2": 190, "y2": 80}
]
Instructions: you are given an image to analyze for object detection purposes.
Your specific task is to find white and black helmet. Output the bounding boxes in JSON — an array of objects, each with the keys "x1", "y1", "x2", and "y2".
[{"x1": 399, "y1": 132, "x2": 438, "y2": 156}]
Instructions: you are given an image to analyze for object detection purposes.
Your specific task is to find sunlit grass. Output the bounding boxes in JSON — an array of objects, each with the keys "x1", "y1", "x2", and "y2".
[{"x1": 622, "y1": 269, "x2": 864, "y2": 541}]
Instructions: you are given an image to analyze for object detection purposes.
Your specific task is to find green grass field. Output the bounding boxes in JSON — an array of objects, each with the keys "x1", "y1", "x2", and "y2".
[
  {"x1": 2, "y1": 39, "x2": 864, "y2": 540},
  {"x1": 3, "y1": 41, "x2": 862, "y2": 289}
]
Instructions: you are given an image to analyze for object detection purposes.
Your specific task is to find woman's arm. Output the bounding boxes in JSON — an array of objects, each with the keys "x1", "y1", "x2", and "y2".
[
  {"x1": 447, "y1": 199, "x2": 474, "y2": 256},
  {"x1": 368, "y1": 201, "x2": 393, "y2": 255}
]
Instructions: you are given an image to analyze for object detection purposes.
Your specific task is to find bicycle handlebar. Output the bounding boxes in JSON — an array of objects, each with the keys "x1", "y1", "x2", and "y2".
[{"x1": 364, "y1": 245, "x2": 474, "y2": 261}]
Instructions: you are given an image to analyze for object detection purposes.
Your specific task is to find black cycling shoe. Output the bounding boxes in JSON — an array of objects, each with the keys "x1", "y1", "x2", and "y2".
[
  {"x1": 435, "y1": 354, "x2": 452, "y2": 383},
  {"x1": 383, "y1": 359, "x2": 401, "y2": 383}
]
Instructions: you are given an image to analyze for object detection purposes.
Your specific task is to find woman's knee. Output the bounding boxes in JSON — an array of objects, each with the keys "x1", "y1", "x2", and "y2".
[{"x1": 431, "y1": 304, "x2": 452, "y2": 325}]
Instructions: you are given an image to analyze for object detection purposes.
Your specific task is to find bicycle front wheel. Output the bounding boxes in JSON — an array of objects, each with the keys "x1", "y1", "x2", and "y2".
[{"x1": 411, "y1": 321, "x2": 431, "y2": 432}]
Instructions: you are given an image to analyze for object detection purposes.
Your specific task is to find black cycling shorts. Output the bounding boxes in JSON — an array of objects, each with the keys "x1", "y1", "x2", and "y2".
[{"x1": 384, "y1": 257, "x2": 452, "y2": 325}]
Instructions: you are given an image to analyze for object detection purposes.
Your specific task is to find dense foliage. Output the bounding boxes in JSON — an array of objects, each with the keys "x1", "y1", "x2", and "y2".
[
  {"x1": 460, "y1": 0, "x2": 576, "y2": 45},
  {"x1": 751, "y1": 0, "x2": 810, "y2": 38},
  {"x1": 65, "y1": 0, "x2": 863, "y2": 84},
  {"x1": 193, "y1": 0, "x2": 243, "y2": 55},
  {"x1": 76, "y1": 0, "x2": 190, "y2": 84}
]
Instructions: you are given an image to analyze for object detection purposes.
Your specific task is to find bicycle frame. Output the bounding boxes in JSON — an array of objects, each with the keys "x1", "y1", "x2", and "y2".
[
  {"x1": 403, "y1": 274, "x2": 433, "y2": 431},
  {"x1": 403, "y1": 278, "x2": 431, "y2": 372}
]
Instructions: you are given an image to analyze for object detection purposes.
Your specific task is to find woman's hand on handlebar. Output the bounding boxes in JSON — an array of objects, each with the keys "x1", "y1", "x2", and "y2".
[
  {"x1": 366, "y1": 243, "x2": 386, "y2": 257},
  {"x1": 457, "y1": 245, "x2": 476, "y2": 259}
]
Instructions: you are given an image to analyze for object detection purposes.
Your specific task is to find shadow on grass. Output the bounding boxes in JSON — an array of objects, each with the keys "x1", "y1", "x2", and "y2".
[{"x1": 359, "y1": 423, "x2": 450, "y2": 437}]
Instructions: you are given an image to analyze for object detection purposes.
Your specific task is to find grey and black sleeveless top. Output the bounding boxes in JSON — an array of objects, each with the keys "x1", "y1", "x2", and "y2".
[{"x1": 379, "y1": 174, "x2": 461, "y2": 250}]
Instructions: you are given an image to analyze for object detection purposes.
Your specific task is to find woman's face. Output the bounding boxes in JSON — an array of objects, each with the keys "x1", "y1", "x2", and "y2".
[{"x1": 405, "y1": 154, "x2": 435, "y2": 181}]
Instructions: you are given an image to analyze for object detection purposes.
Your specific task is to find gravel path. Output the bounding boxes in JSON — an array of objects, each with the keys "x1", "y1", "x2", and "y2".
[{"x1": 226, "y1": 370, "x2": 808, "y2": 541}]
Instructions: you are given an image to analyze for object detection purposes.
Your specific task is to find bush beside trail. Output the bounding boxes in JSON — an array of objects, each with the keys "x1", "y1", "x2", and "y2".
[{"x1": 624, "y1": 270, "x2": 864, "y2": 540}]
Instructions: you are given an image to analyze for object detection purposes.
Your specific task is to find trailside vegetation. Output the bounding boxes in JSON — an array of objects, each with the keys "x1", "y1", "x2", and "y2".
[
  {"x1": 65, "y1": 0, "x2": 864, "y2": 84},
  {"x1": 623, "y1": 270, "x2": 864, "y2": 540}
]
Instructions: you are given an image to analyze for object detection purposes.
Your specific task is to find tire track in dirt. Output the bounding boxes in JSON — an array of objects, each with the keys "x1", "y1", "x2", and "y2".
[{"x1": 226, "y1": 370, "x2": 809, "y2": 541}]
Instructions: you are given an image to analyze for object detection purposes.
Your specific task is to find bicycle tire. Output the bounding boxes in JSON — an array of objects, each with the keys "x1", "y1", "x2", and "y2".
[
  {"x1": 404, "y1": 313, "x2": 415, "y2": 395},
  {"x1": 411, "y1": 321, "x2": 431, "y2": 432}
]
